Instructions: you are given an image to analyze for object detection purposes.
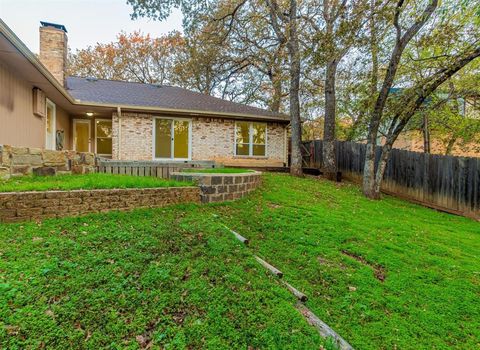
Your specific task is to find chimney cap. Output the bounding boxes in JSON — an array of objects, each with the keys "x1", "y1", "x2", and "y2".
[{"x1": 40, "y1": 21, "x2": 67, "y2": 33}]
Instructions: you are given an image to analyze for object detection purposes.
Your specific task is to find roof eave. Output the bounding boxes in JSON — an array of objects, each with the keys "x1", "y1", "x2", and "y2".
[{"x1": 75, "y1": 100, "x2": 291, "y2": 123}]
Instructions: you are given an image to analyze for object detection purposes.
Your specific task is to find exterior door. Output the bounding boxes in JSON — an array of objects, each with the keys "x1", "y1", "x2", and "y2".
[
  {"x1": 154, "y1": 118, "x2": 191, "y2": 160},
  {"x1": 45, "y1": 99, "x2": 56, "y2": 150},
  {"x1": 73, "y1": 120, "x2": 91, "y2": 152}
]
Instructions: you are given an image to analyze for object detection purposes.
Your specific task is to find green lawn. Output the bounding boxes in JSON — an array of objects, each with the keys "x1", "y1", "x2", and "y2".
[
  {"x1": 182, "y1": 168, "x2": 254, "y2": 174},
  {"x1": 0, "y1": 173, "x2": 191, "y2": 192},
  {"x1": 0, "y1": 173, "x2": 478, "y2": 349},
  {"x1": 0, "y1": 205, "x2": 321, "y2": 348},
  {"x1": 213, "y1": 174, "x2": 480, "y2": 349}
]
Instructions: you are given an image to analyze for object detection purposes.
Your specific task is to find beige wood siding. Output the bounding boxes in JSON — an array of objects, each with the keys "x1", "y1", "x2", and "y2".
[{"x1": 0, "y1": 61, "x2": 45, "y2": 148}]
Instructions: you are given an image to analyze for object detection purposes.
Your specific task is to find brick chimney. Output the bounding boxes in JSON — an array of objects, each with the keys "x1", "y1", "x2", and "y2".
[{"x1": 39, "y1": 22, "x2": 68, "y2": 87}]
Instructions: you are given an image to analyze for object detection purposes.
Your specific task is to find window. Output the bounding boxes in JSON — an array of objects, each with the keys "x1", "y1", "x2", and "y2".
[
  {"x1": 235, "y1": 122, "x2": 267, "y2": 156},
  {"x1": 95, "y1": 119, "x2": 112, "y2": 156}
]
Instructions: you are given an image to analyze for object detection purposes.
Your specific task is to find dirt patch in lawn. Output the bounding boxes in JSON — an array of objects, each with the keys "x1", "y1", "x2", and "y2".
[
  {"x1": 317, "y1": 256, "x2": 346, "y2": 270},
  {"x1": 341, "y1": 250, "x2": 386, "y2": 282},
  {"x1": 267, "y1": 202, "x2": 282, "y2": 209}
]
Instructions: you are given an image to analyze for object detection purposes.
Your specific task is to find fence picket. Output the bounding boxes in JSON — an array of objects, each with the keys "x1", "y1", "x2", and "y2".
[{"x1": 302, "y1": 140, "x2": 479, "y2": 220}]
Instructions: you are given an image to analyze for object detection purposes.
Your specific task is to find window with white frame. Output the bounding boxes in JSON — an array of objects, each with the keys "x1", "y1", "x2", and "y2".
[
  {"x1": 235, "y1": 121, "x2": 267, "y2": 156},
  {"x1": 95, "y1": 119, "x2": 113, "y2": 156}
]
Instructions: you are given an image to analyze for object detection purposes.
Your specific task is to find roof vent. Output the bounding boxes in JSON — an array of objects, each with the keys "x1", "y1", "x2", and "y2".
[
  {"x1": 86, "y1": 77, "x2": 98, "y2": 82},
  {"x1": 40, "y1": 21, "x2": 67, "y2": 33}
]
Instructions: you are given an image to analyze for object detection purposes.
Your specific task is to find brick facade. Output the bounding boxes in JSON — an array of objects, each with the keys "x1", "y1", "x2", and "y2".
[
  {"x1": 0, "y1": 187, "x2": 200, "y2": 223},
  {"x1": 112, "y1": 112, "x2": 154, "y2": 161},
  {"x1": 112, "y1": 113, "x2": 287, "y2": 167}
]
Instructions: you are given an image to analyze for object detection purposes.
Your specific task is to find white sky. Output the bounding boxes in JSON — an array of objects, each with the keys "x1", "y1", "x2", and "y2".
[{"x1": 0, "y1": 0, "x2": 183, "y2": 53}]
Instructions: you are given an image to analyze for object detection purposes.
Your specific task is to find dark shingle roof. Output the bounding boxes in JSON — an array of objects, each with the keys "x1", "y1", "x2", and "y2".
[{"x1": 66, "y1": 76, "x2": 288, "y2": 121}]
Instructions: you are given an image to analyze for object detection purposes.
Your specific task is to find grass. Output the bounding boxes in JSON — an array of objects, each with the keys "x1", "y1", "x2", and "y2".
[
  {"x1": 0, "y1": 173, "x2": 192, "y2": 192},
  {"x1": 0, "y1": 173, "x2": 478, "y2": 349},
  {"x1": 212, "y1": 174, "x2": 480, "y2": 349},
  {"x1": 0, "y1": 205, "x2": 321, "y2": 348},
  {"x1": 181, "y1": 168, "x2": 254, "y2": 174}
]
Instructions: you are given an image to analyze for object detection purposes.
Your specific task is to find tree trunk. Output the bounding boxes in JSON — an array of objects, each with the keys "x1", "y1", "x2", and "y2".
[
  {"x1": 445, "y1": 137, "x2": 457, "y2": 155},
  {"x1": 322, "y1": 59, "x2": 338, "y2": 180},
  {"x1": 373, "y1": 143, "x2": 393, "y2": 197},
  {"x1": 422, "y1": 113, "x2": 430, "y2": 153},
  {"x1": 362, "y1": 139, "x2": 377, "y2": 198},
  {"x1": 287, "y1": 0, "x2": 303, "y2": 177},
  {"x1": 369, "y1": 0, "x2": 379, "y2": 98},
  {"x1": 270, "y1": 66, "x2": 283, "y2": 113}
]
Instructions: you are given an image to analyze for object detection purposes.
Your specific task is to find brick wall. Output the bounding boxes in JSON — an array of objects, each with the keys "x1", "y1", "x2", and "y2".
[
  {"x1": 112, "y1": 113, "x2": 286, "y2": 166},
  {"x1": 0, "y1": 187, "x2": 200, "y2": 223},
  {"x1": 171, "y1": 171, "x2": 262, "y2": 203},
  {"x1": 191, "y1": 118, "x2": 286, "y2": 167},
  {"x1": 0, "y1": 145, "x2": 95, "y2": 179},
  {"x1": 112, "y1": 112, "x2": 154, "y2": 161}
]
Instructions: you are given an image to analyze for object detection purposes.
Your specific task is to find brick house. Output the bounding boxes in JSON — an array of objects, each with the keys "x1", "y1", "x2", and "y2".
[{"x1": 0, "y1": 19, "x2": 289, "y2": 167}]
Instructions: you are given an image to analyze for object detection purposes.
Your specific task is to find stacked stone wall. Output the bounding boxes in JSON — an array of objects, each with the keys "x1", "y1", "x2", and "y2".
[
  {"x1": 171, "y1": 171, "x2": 262, "y2": 203},
  {"x1": 0, "y1": 187, "x2": 200, "y2": 223},
  {"x1": 0, "y1": 145, "x2": 95, "y2": 179}
]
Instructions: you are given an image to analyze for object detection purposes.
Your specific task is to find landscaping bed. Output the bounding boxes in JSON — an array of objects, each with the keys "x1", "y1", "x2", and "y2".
[
  {"x1": 171, "y1": 171, "x2": 262, "y2": 203},
  {"x1": 0, "y1": 174, "x2": 198, "y2": 223},
  {"x1": 0, "y1": 173, "x2": 191, "y2": 192}
]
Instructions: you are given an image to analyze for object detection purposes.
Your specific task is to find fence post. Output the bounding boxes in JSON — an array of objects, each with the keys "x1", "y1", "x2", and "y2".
[
  {"x1": 310, "y1": 142, "x2": 314, "y2": 167},
  {"x1": 423, "y1": 152, "x2": 429, "y2": 203}
]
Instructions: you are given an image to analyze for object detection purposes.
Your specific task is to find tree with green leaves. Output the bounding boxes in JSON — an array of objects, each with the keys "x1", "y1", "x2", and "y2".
[
  {"x1": 303, "y1": 0, "x2": 370, "y2": 180},
  {"x1": 362, "y1": 0, "x2": 480, "y2": 198}
]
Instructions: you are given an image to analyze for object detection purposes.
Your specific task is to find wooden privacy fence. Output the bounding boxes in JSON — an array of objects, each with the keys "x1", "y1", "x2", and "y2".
[
  {"x1": 303, "y1": 140, "x2": 480, "y2": 220},
  {"x1": 96, "y1": 160, "x2": 216, "y2": 179}
]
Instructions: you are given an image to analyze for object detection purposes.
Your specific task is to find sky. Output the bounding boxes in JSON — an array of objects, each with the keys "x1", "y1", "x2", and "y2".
[{"x1": 0, "y1": 0, "x2": 183, "y2": 53}]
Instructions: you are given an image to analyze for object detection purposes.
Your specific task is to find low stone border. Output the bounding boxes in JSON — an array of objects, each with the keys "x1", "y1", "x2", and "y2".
[
  {"x1": 171, "y1": 171, "x2": 262, "y2": 203},
  {"x1": 0, "y1": 187, "x2": 200, "y2": 223}
]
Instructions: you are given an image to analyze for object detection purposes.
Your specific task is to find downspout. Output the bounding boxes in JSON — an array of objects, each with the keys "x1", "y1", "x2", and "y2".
[
  {"x1": 117, "y1": 106, "x2": 122, "y2": 160},
  {"x1": 284, "y1": 122, "x2": 290, "y2": 167}
]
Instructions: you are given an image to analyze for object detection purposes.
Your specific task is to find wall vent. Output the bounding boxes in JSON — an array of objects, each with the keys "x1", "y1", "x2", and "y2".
[{"x1": 33, "y1": 88, "x2": 46, "y2": 118}]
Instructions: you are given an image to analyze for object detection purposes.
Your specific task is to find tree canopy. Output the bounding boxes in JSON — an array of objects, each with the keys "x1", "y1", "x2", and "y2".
[{"x1": 68, "y1": 0, "x2": 480, "y2": 195}]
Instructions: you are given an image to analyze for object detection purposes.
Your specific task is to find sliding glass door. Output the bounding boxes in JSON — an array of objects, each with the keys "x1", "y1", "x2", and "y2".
[{"x1": 154, "y1": 118, "x2": 191, "y2": 160}]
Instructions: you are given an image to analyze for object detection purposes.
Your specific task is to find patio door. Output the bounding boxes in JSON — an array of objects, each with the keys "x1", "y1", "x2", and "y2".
[
  {"x1": 154, "y1": 118, "x2": 191, "y2": 160},
  {"x1": 73, "y1": 119, "x2": 91, "y2": 152}
]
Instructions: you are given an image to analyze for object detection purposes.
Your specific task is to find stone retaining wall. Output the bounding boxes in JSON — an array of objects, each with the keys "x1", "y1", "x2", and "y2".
[
  {"x1": 0, "y1": 187, "x2": 200, "y2": 223},
  {"x1": 171, "y1": 171, "x2": 262, "y2": 203},
  {"x1": 0, "y1": 145, "x2": 95, "y2": 179}
]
